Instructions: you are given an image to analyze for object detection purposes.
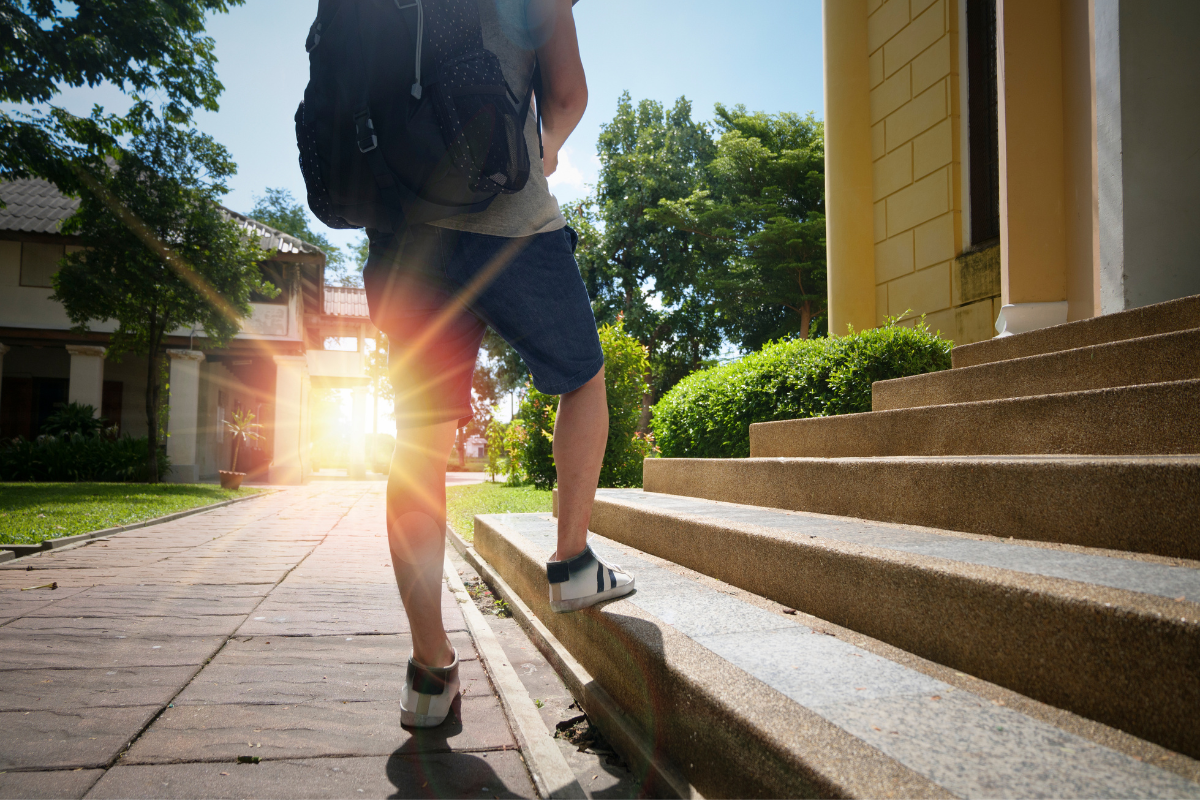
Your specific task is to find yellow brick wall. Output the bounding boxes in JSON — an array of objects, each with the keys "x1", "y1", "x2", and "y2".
[{"x1": 866, "y1": 0, "x2": 1000, "y2": 345}]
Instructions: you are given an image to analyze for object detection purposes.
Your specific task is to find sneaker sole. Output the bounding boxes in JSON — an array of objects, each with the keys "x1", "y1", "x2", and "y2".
[{"x1": 550, "y1": 579, "x2": 636, "y2": 613}]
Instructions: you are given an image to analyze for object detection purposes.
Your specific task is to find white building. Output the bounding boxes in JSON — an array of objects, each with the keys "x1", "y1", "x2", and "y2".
[{"x1": 0, "y1": 178, "x2": 376, "y2": 484}]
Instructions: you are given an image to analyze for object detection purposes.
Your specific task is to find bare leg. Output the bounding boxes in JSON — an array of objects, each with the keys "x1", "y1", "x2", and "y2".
[
  {"x1": 387, "y1": 420, "x2": 459, "y2": 668},
  {"x1": 552, "y1": 368, "x2": 608, "y2": 560}
]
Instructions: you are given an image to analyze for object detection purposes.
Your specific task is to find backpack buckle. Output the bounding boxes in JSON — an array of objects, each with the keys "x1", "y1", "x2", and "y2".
[
  {"x1": 354, "y1": 110, "x2": 378, "y2": 153},
  {"x1": 305, "y1": 22, "x2": 322, "y2": 53}
]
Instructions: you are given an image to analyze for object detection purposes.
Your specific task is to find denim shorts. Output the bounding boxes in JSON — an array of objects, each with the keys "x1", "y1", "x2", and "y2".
[{"x1": 363, "y1": 224, "x2": 604, "y2": 429}]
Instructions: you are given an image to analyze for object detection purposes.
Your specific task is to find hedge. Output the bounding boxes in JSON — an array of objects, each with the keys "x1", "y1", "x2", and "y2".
[
  {"x1": 650, "y1": 321, "x2": 953, "y2": 459},
  {"x1": 0, "y1": 435, "x2": 170, "y2": 483}
]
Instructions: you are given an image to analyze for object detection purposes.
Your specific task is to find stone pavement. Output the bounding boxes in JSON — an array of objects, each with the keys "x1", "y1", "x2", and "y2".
[{"x1": 0, "y1": 484, "x2": 534, "y2": 799}]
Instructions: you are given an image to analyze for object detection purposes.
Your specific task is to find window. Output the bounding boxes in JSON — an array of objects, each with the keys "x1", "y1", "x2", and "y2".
[
  {"x1": 966, "y1": 0, "x2": 1001, "y2": 245},
  {"x1": 19, "y1": 243, "x2": 65, "y2": 288}
]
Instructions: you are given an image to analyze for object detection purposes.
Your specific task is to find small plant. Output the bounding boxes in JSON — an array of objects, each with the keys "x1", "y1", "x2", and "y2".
[
  {"x1": 224, "y1": 409, "x2": 263, "y2": 473},
  {"x1": 42, "y1": 402, "x2": 108, "y2": 438}
]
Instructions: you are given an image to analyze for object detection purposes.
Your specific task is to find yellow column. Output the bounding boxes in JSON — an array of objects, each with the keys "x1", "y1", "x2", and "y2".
[
  {"x1": 824, "y1": 0, "x2": 877, "y2": 336},
  {"x1": 996, "y1": 0, "x2": 1069, "y2": 331}
]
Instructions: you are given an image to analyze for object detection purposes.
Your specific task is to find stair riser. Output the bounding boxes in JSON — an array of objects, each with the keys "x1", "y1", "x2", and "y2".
[
  {"x1": 752, "y1": 381, "x2": 1200, "y2": 458},
  {"x1": 952, "y1": 294, "x2": 1200, "y2": 368},
  {"x1": 641, "y1": 458, "x2": 1200, "y2": 559},
  {"x1": 473, "y1": 516, "x2": 945, "y2": 799},
  {"x1": 874, "y1": 329, "x2": 1200, "y2": 411},
  {"x1": 588, "y1": 498, "x2": 1200, "y2": 759}
]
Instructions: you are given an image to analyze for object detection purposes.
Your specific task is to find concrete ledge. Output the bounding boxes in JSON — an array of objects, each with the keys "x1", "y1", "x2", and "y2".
[
  {"x1": 953, "y1": 294, "x2": 1200, "y2": 368},
  {"x1": 752, "y1": 380, "x2": 1200, "y2": 458},
  {"x1": 446, "y1": 526, "x2": 700, "y2": 800},
  {"x1": 586, "y1": 489, "x2": 1200, "y2": 759},
  {"x1": 0, "y1": 549, "x2": 14, "y2": 563},
  {"x1": 642, "y1": 455, "x2": 1200, "y2": 559},
  {"x1": 0, "y1": 490, "x2": 271, "y2": 562},
  {"x1": 874, "y1": 328, "x2": 1200, "y2": 411}
]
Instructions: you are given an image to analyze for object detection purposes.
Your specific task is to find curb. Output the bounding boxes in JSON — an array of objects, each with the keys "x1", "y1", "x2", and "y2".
[
  {"x1": 446, "y1": 525, "x2": 701, "y2": 800},
  {"x1": 443, "y1": 541, "x2": 585, "y2": 800},
  {"x1": 1, "y1": 490, "x2": 273, "y2": 562}
]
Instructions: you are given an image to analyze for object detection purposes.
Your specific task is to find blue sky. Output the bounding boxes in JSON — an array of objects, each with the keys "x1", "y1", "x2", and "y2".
[{"x1": 37, "y1": 0, "x2": 825, "y2": 256}]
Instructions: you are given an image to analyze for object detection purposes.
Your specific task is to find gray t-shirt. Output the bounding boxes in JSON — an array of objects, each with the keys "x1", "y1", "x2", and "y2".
[{"x1": 428, "y1": 0, "x2": 568, "y2": 238}]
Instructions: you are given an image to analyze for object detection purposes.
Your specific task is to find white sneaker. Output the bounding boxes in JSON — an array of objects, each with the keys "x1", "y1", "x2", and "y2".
[
  {"x1": 400, "y1": 649, "x2": 460, "y2": 728},
  {"x1": 547, "y1": 544, "x2": 635, "y2": 613}
]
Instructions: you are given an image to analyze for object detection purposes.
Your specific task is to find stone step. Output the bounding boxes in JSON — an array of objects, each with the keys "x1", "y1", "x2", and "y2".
[
  {"x1": 472, "y1": 512, "x2": 1200, "y2": 799},
  {"x1": 640, "y1": 455, "x2": 1200, "y2": 559},
  {"x1": 582, "y1": 489, "x2": 1200, "y2": 759},
  {"x1": 750, "y1": 380, "x2": 1200, "y2": 458},
  {"x1": 873, "y1": 328, "x2": 1200, "y2": 411},
  {"x1": 952, "y1": 294, "x2": 1200, "y2": 369}
]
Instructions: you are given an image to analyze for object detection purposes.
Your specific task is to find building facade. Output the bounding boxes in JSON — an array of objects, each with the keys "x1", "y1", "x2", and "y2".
[
  {"x1": 0, "y1": 178, "x2": 375, "y2": 484},
  {"x1": 823, "y1": 0, "x2": 1200, "y2": 343}
]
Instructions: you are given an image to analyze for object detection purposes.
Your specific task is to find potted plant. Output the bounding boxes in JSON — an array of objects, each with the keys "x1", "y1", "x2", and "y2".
[{"x1": 220, "y1": 409, "x2": 262, "y2": 490}]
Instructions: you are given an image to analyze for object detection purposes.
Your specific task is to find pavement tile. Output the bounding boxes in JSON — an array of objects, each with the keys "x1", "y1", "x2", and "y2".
[
  {"x1": 6, "y1": 615, "x2": 247, "y2": 638},
  {"x1": 0, "y1": 706, "x2": 160, "y2": 770},
  {"x1": 0, "y1": 667, "x2": 197, "y2": 712},
  {"x1": 0, "y1": 768, "x2": 104, "y2": 799},
  {"x1": 85, "y1": 753, "x2": 533, "y2": 799},
  {"x1": 172, "y1": 657, "x2": 491, "y2": 706},
  {"x1": 214, "y1": 632, "x2": 475, "y2": 666},
  {"x1": 123, "y1": 696, "x2": 515, "y2": 764},
  {"x1": 0, "y1": 633, "x2": 227, "y2": 670}
]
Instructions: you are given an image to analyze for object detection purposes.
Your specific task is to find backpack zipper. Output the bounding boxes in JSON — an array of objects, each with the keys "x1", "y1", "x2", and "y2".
[{"x1": 394, "y1": 0, "x2": 425, "y2": 99}]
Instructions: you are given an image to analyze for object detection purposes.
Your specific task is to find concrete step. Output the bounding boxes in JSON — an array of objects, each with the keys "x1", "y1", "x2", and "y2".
[
  {"x1": 873, "y1": 328, "x2": 1200, "y2": 411},
  {"x1": 472, "y1": 512, "x2": 1200, "y2": 798},
  {"x1": 640, "y1": 455, "x2": 1200, "y2": 559},
  {"x1": 750, "y1": 380, "x2": 1200, "y2": 458},
  {"x1": 582, "y1": 489, "x2": 1200, "y2": 759},
  {"x1": 952, "y1": 294, "x2": 1200, "y2": 369}
]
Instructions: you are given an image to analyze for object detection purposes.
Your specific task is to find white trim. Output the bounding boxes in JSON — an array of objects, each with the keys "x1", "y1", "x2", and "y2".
[
  {"x1": 994, "y1": 301, "x2": 1069, "y2": 337},
  {"x1": 957, "y1": 0, "x2": 973, "y2": 249}
]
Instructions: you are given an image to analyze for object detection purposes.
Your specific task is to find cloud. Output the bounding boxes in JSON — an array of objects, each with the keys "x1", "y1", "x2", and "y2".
[{"x1": 546, "y1": 145, "x2": 594, "y2": 202}]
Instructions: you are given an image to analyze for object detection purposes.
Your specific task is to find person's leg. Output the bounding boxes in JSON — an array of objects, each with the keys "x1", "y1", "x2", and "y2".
[
  {"x1": 387, "y1": 419, "x2": 460, "y2": 669},
  {"x1": 551, "y1": 366, "x2": 608, "y2": 561}
]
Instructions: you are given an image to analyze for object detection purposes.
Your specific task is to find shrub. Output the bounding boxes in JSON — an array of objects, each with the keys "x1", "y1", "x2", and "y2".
[
  {"x1": 0, "y1": 434, "x2": 170, "y2": 482},
  {"x1": 512, "y1": 321, "x2": 655, "y2": 489},
  {"x1": 651, "y1": 319, "x2": 953, "y2": 459},
  {"x1": 42, "y1": 402, "x2": 110, "y2": 438}
]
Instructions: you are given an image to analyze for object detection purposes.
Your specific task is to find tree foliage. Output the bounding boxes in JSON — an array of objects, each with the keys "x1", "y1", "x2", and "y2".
[
  {"x1": 651, "y1": 105, "x2": 827, "y2": 350},
  {"x1": 577, "y1": 93, "x2": 723, "y2": 406},
  {"x1": 1, "y1": 0, "x2": 244, "y2": 186},
  {"x1": 52, "y1": 121, "x2": 274, "y2": 481}
]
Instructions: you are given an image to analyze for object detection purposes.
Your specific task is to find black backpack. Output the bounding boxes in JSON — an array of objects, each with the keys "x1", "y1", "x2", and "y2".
[{"x1": 295, "y1": 0, "x2": 540, "y2": 234}]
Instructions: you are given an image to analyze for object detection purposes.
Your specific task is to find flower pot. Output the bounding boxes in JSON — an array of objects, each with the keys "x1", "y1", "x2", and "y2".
[{"x1": 219, "y1": 470, "x2": 246, "y2": 490}]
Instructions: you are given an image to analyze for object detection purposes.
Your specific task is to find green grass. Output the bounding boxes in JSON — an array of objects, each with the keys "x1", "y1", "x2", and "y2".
[
  {"x1": 446, "y1": 481, "x2": 553, "y2": 542},
  {"x1": 0, "y1": 484, "x2": 263, "y2": 546}
]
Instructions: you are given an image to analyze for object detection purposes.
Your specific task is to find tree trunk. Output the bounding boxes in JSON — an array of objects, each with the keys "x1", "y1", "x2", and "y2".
[
  {"x1": 638, "y1": 369, "x2": 654, "y2": 434},
  {"x1": 145, "y1": 320, "x2": 160, "y2": 483},
  {"x1": 231, "y1": 436, "x2": 242, "y2": 473},
  {"x1": 456, "y1": 434, "x2": 466, "y2": 469},
  {"x1": 799, "y1": 301, "x2": 813, "y2": 340}
]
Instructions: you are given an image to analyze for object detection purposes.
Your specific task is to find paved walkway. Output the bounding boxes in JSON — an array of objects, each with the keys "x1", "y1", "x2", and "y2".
[{"x1": 0, "y1": 484, "x2": 533, "y2": 799}]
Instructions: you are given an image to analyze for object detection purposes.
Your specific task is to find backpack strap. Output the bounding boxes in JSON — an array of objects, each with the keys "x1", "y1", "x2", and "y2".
[{"x1": 530, "y1": 58, "x2": 545, "y2": 160}]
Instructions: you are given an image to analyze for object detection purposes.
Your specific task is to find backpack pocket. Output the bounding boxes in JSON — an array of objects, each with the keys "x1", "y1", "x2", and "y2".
[{"x1": 430, "y1": 49, "x2": 531, "y2": 195}]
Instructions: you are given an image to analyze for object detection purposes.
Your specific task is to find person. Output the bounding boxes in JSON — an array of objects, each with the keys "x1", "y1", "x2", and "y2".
[{"x1": 361, "y1": 0, "x2": 634, "y2": 729}]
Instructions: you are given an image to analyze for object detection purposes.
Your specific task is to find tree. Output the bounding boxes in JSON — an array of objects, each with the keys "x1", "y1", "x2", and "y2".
[
  {"x1": 578, "y1": 93, "x2": 724, "y2": 415},
  {"x1": 650, "y1": 105, "x2": 827, "y2": 349},
  {"x1": 1, "y1": 0, "x2": 244, "y2": 188},
  {"x1": 52, "y1": 121, "x2": 274, "y2": 482},
  {"x1": 249, "y1": 188, "x2": 359, "y2": 286}
]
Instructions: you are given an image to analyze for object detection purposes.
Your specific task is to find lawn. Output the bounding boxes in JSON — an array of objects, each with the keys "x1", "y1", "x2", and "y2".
[
  {"x1": 0, "y1": 483, "x2": 263, "y2": 546},
  {"x1": 446, "y1": 481, "x2": 553, "y2": 542}
]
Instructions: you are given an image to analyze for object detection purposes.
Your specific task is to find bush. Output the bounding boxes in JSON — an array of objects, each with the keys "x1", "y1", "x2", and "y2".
[
  {"x1": 512, "y1": 321, "x2": 655, "y2": 489},
  {"x1": 651, "y1": 319, "x2": 953, "y2": 459},
  {"x1": 0, "y1": 434, "x2": 170, "y2": 483},
  {"x1": 43, "y1": 402, "x2": 110, "y2": 438}
]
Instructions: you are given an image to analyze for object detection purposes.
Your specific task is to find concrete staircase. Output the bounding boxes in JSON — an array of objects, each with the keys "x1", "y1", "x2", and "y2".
[{"x1": 469, "y1": 295, "x2": 1200, "y2": 798}]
